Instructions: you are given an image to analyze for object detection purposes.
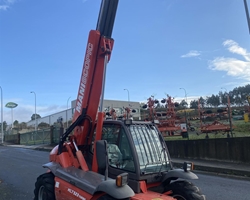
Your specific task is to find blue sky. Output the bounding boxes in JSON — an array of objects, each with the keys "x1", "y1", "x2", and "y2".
[{"x1": 0, "y1": 0, "x2": 250, "y2": 124}]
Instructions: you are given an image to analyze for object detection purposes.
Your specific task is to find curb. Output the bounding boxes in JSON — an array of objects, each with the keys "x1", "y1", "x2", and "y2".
[
  {"x1": 34, "y1": 147, "x2": 53, "y2": 152},
  {"x1": 172, "y1": 161, "x2": 250, "y2": 178}
]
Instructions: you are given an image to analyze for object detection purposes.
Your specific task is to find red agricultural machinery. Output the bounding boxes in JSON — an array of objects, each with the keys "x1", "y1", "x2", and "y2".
[
  {"x1": 198, "y1": 98, "x2": 234, "y2": 138},
  {"x1": 142, "y1": 95, "x2": 189, "y2": 138}
]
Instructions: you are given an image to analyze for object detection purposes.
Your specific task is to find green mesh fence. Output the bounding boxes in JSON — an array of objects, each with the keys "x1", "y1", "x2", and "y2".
[{"x1": 4, "y1": 127, "x2": 61, "y2": 145}]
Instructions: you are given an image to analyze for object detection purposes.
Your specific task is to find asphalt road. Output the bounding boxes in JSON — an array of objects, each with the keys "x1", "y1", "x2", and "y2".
[
  {"x1": 0, "y1": 146, "x2": 250, "y2": 200},
  {"x1": 192, "y1": 173, "x2": 250, "y2": 200},
  {"x1": 0, "y1": 146, "x2": 48, "y2": 200}
]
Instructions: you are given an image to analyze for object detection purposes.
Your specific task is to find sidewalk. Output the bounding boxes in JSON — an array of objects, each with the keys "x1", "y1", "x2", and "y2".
[
  {"x1": 171, "y1": 158, "x2": 250, "y2": 178},
  {"x1": 1, "y1": 143, "x2": 55, "y2": 151},
  {"x1": 2, "y1": 143, "x2": 250, "y2": 178},
  {"x1": 0, "y1": 143, "x2": 55, "y2": 152}
]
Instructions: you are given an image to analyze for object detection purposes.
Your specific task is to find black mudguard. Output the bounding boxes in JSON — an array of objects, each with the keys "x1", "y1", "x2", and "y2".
[{"x1": 162, "y1": 169, "x2": 198, "y2": 183}]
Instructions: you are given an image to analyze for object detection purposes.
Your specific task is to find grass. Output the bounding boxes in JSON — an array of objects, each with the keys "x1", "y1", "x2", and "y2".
[{"x1": 164, "y1": 119, "x2": 250, "y2": 141}]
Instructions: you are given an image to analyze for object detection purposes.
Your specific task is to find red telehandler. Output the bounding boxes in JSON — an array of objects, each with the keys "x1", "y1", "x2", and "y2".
[{"x1": 34, "y1": 0, "x2": 206, "y2": 199}]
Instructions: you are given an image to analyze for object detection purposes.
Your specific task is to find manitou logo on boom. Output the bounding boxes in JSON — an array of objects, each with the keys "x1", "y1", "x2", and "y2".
[{"x1": 76, "y1": 43, "x2": 93, "y2": 113}]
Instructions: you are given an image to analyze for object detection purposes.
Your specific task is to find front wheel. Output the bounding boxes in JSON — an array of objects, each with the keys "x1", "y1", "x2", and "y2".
[
  {"x1": 163, "y1": 180, "x2": 206, "y2": 200},
  {"x1": 34, "y1": 172, "x2": 55, "y2": 200}
]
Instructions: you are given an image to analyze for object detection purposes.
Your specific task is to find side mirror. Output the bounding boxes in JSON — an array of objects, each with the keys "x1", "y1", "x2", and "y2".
[{"x1": 183, "y1": 161, "x2": 194, "y2": 172}]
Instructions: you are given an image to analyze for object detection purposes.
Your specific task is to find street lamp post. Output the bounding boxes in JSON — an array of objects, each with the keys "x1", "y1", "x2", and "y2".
[
  {"x1": 30, "y1": 91, "x2": 37, "y2": 132},
  {"x1": 124, "y1": 89, "x2": 130, "y2": 102},
  {"x1": 244, "y1": 0, "x2": 250, "y2": 34},
  {"x1": 179, "y1": 88, "x2": 188, "y2": 106},
  {"x1": 0, "y1": 86, "x2": 3, "y2": 143},
  {"x1": 180, "y1": 88, "x2": 188, "y2": 134},
  {"x1": 66, "y1": 96, "x2": 71, "y2": 129}
]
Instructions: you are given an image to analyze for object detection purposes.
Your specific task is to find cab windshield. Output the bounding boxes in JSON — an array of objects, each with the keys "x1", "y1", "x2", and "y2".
[{"x1": 129, "y1": 123, "x2": 171, "y2": 174}]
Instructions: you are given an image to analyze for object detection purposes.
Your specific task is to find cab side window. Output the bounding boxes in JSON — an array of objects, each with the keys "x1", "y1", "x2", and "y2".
[{"x1": 102, "y1": 124, "x2": 135, "y2": 172}]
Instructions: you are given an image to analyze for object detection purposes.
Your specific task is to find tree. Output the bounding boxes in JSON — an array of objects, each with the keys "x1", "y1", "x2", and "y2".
[
  {"x1": 0, "y1": 121, "x2": 7, "y2": 132},
  {"x1": 219, "y1": 91, "x2": 228, "y2": 106},
  {"x1": 179, "y1": 99, "x2": 188, "y2": 108},
  {"x1": 199, "y1": 97, "x2": 206, "y2": 108},
  {"x1": 31, "y1": 114, "x2": 41, "y2": 121},
  {"x1": 13, "y1": 120, "x2": 19, "y2": 127},
  {"x1": 19, "y1": 122, "x2": 27, "y2": 129},
  {"x1": 190, "y1": 100, "x2": 198, "y2": 109},
  {"x1": 38, "y1": 122, "x2": 50, "y2": 129},
  {"x1": 206, "y1": 94, "x2": 220, "y2": 107}
]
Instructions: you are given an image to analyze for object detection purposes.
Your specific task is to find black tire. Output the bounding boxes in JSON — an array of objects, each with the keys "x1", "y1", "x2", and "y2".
[
  {"x1": 34, "y1": 172, "x2": 55, "y2": 200},
  {"x1": 164, "y1": 180, "x2": 206, "y2": 200}
]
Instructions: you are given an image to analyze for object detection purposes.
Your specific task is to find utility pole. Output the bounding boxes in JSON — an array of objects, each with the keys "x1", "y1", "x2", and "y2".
[
  {"x1": 244, "y1": 0, "x2": 250, "y2": 34},
  {"x1": 124, "y1": 89, "x2": 130, "y2": 102},
  {"x1": 30, "y1": 91, "x2": 37, "y2": 132}
]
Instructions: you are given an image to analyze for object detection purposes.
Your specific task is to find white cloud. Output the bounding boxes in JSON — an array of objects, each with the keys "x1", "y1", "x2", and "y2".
[
  {"x1": 223, "y1": 40, "x2": 250, "y2": 61},
  {"x1": 0, "y1": 5, "x2": 8, "y2": 10},
  {"x1": 209, "y1": 39, "x2": 250, "y2": 81},
  {"x1": 2, "y1": 103, "x2": 66, "y2": 125},
  {"x1": 181, "y1": 50, "x2": 201, "y2": 58},
  {"x1": 0, "y1": 0, "x2": 16, "y2": 11}
]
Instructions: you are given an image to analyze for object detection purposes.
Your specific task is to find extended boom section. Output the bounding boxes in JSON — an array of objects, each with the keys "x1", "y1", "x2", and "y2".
[
  {"x1": 97, "y1": 0, "x2": 119, "y2": 37},
  {"x1": 72, "y1": 0, "x2": 118, "y2": 146}
]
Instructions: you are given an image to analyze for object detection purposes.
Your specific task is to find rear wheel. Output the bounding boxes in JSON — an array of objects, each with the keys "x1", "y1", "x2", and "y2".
[
  {"x1": 164, "y1": 180, "x2": 206, "y2": 200},
  {"x1": 34, "y1": 172, "x2": 55, "y2": 200}
]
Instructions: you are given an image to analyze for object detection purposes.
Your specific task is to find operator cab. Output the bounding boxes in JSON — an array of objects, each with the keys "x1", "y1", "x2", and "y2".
[{"x1": 92, "y1": 120, "x2": 173, "y2": 193}]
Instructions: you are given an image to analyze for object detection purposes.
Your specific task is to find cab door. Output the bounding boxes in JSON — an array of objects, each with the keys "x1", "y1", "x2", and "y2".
[{"x1": 101, "y1": 122, "x2": 136, "y2": 173}]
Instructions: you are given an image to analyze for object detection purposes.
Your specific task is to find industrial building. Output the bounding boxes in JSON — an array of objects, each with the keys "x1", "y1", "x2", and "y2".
[{"x1": 26, "y1": 99, "x2": 141, "y2": 129}]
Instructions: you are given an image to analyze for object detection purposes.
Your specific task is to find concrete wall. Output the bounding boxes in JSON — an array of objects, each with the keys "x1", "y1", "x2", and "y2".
[{"x1": 166, "y1": 137, "x2": 250, "y2": 163}]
